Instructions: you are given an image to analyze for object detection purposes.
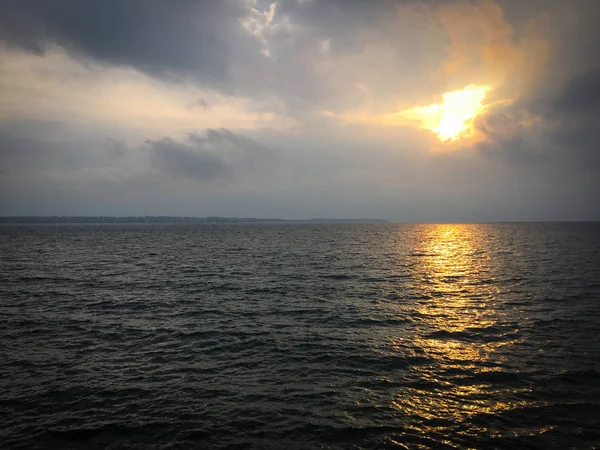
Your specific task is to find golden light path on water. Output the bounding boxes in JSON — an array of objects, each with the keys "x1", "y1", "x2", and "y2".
[{"x1": 383, "y1": 225, "x2": 549, "y2": 442}]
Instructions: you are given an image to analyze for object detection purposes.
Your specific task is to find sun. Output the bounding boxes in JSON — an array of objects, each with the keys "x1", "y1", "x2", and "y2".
[{"x1": 400, "y1": 85, "x2": 491, "y2": 141}]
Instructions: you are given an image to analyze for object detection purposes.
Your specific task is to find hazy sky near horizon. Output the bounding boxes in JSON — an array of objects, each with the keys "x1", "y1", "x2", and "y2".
[{"x1": 1, "y1": 0, "x2": 599, "y2": 221}]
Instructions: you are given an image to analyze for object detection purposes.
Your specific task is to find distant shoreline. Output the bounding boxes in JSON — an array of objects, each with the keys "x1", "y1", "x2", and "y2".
[{"x1": 0, "y1": 216, "x2": 389, "y2": 224}]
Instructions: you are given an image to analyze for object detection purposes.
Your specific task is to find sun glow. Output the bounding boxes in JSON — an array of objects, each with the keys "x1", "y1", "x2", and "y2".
[{"x1": 400, "y1": 85, "x2": 491, "y2": 141}]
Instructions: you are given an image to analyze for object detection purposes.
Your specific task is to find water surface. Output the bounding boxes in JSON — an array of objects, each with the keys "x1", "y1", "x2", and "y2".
[{"x1": 1, "y1": 223, "x2": 599, "y2": 448}]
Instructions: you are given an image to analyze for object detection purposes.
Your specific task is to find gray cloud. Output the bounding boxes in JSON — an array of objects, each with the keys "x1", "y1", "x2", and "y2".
[
  {"x1": 187, "y1": 98, "x2": 209, "y2": 111},
  {"x1": 551, "y1": 70, "x2": 600, "y2": 115},
  {"x1": 1, "y1": 0, "x2": 586, "y2": 112},
  {"x1": 467, "y1": 0, "x2": 600, "y2": 218},
  {"x1": 148, "y1": 129, "x2": 274, "y2": 181},
  {"x1": 0, "y1": 0, "x2": 451, "y2": 110},
  {"x1": 149, "y1": 138, "x2": 230, "y2": 180},
  {"x1": 0, "y1": 0, "x2": 262, "y2": 89},
  {"x1": 1, "y1": 0, "x2": 600, "y2": 220},
  {"x1": 477, "y1": 67, "x2": 600, "y2": 170},
  {"x1": 547, "y1": 72, "x2": 600, "y2": 173},
  {"x1": 0, "y1": 132, "x2": 90, "y2": 171},
  {"x1": 472, "y1": 80, "x2": 600, "y2": 220}
]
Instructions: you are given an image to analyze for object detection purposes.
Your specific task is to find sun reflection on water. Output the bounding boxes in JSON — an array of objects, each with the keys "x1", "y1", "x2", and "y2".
[
  {"x1": 409, "y1": 224, "x2": 500, "y2": 333},
  {"x1": 388, "y1": 225, "x2": 537, "y2": 437}
]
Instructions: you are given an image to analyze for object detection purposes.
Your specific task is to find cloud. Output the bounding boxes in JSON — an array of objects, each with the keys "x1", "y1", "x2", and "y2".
[
  {"x1": 150, "y1": 138, "x2": 231, "y2": 180},
  {"x1": 0, "y1": 126, "x2": 113, "y2": 172},
  {"x1": 550, "y1": 70, "x2": 600, "y2": 115},
  {"x1": 187, "y1": 98, "x2": 209, "y2": 111},
  {"x1": 0, "y1": 47, "x2": 295, "y2": 137},
  {"x1": 435, "y1": 0, "x2": 552, "y2": 96},
  {"x1": 474, "y1": 68, "x2": 600, "y2": 191},
  {"x1": 147, "y1": 129, "x2": 275, "y2": 181},
  {"x1": 1, "y1": 0, "x2": 599, "y2": 220},
  {"x1": 471, "y1": 0, "x2": 600, "y2": 170},
  {"x1": 0, "y1": 0, "x2": 262, "y2": 88},
  {"x1": 0, "y1": 0, "x2": 554, "y2": 119}
]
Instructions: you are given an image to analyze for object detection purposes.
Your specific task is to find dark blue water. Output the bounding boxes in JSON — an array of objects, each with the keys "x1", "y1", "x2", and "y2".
[{"x1": 1, "y1": 223, "x2": 600, "y2": 449}]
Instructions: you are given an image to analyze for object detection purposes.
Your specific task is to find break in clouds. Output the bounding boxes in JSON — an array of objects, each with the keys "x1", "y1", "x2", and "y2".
[{"x1": 0, "y1": 0, "x2": 599, "y2": 220}]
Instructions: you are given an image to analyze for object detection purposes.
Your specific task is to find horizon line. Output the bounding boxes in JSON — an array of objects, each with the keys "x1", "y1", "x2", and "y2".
[{"x1": 1, "y1": 216, "x2": 599, "y2": 224}]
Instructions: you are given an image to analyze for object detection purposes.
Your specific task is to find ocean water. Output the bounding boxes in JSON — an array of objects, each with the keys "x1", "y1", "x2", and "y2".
[{"x1": 1, "y1": 223, "x2": 600, "y2": 449}]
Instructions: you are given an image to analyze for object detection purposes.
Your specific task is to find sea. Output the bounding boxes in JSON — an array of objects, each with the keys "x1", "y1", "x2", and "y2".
[{"x1": 1, "y1": 222, "x2": 599, "y2": 449}]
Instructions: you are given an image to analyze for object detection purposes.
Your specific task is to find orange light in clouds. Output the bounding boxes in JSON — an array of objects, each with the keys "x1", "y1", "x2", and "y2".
[{"x1": 400, "y1": 85, "x2": 491, "y2": 141}]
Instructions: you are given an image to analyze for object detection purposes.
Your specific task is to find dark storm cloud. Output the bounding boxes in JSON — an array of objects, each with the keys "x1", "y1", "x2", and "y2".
[
  {"x1": 472, "y1": 0, "x2": 600, "y2": 207},
  {"x1": 0, "y1": 0, "x2": 400, "y2": 65},
  {"x1": 550, "y1": 70, "x2": 600, "y2": 115},
  {"x1": 545, "y1": 69, "x2": 600, "y2": 170},
  {"x1": 475, "y1": 71, "x2": 600, "y2": 220},
  {"x1": 148, "y1": 129, "x2": 273, "y2": 181},
  {"x1": 0, "y1": 0, "x2": 261, "y2": 87},
  {"x1": 478, "y1": 66, "x2": 600, "y2": 169}
]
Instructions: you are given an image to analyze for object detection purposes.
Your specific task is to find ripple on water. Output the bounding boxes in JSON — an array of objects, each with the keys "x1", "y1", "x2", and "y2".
[{"x1": 1, "y1": 223, "x2": 600, "y2": 449}]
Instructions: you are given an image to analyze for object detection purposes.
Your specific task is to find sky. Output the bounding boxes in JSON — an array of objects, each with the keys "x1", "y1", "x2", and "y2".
[{"x1": 0, "y1": 0, "x2": 599, "y2": 221}]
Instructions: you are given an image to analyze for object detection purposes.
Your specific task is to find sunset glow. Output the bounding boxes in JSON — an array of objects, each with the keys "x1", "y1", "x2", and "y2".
[{"x1": 401, "y1": 85, "x2": 491, "y2": 141}]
